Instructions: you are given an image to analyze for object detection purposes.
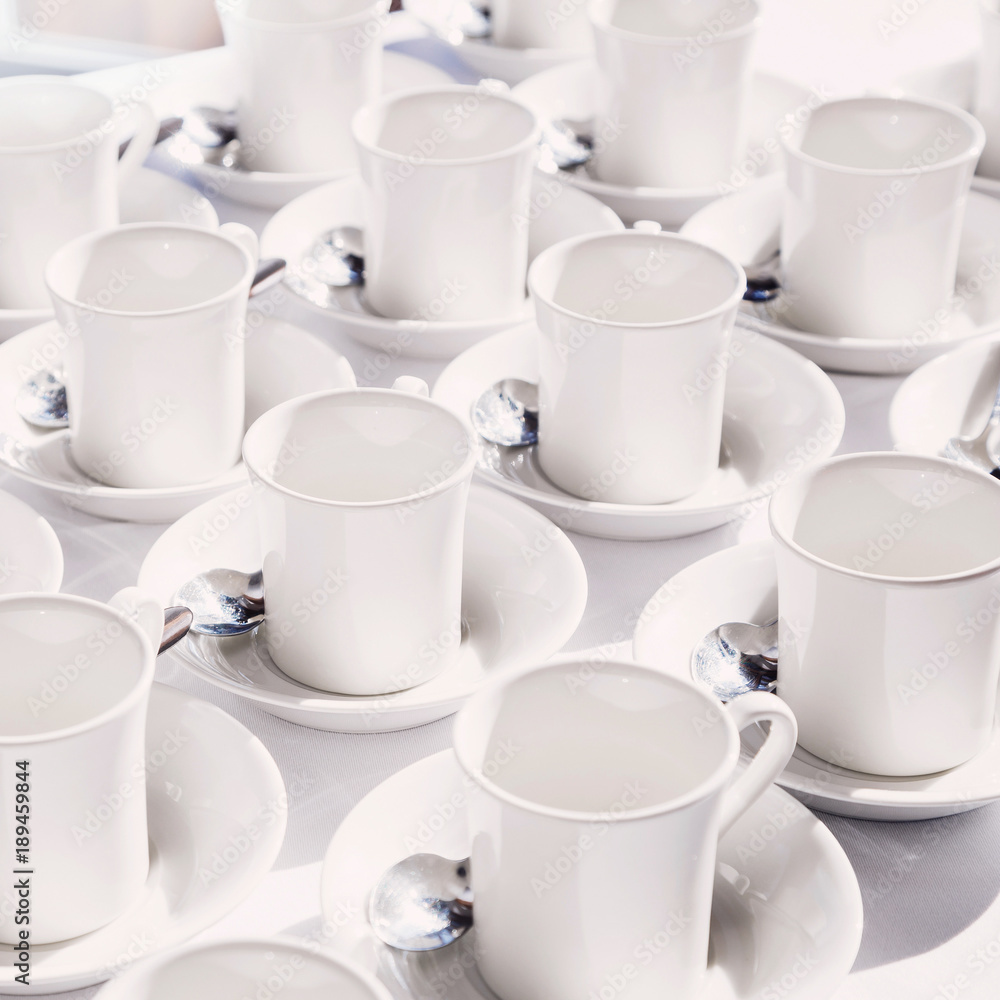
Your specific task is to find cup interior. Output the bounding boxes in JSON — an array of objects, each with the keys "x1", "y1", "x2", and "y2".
[
  {"x1": 770, "y1": 456, "x2": 1000, "y2": 579},
  {"x1": 46, "y1": 226, "x2": 251, "y2": 314},
  {"x1": 590, "y1": 0, "x2": 759, "y2": 37},
  {"x1": 530, "y1": 233, "x2": 744, "y2": 326},
  {"x1": 243, "y1": 390, "x2": 474, "y2": 504},
  {"x1": 353, "y1": 89, "x2": 538, "y2": 163},
  {"x1": 121, "y1": 941, "x2": 383, "y2": 999},
  {"x1": 792, "y1": 97, "x2": 981, "y2": 171},
  {"x1": 0, "y1": 598, "x2": 149, "y2": 740},
  {"x1": 226, "y1": 0, "x2": 376, "y2": 24},
  {"x1": 0, "y1": 78, "x2": 112, "y2": 150},
  {"x1": 455, "y1": 662, "x2": 735, "y2": 818}
]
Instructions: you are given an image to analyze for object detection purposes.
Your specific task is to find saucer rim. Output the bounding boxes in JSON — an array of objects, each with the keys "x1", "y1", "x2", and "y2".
[{"x1": 0, "y1": 486, "x2": 64, "y2": 594}]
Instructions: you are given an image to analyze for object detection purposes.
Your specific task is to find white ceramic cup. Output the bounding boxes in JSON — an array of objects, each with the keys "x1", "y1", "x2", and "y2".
[
  {"x1": 352, "y1": 85, "x2": 540, "y2": 322},
  {"x1": 529, "y1": 230, "x2": 745, "y2": 505},
  {"x1": 0, "y1": 76, "x2": 158, "y2": 309},
  {"x1": 491, "y1": 0, "x2": 592, "y2": 51},
  {"x1": 975, "y1": 1, "x2": 1000, "y2": 178},
  {"x1": 217, "y1": 0, "x2": 387, "y2": 175},
  {"x1": 781, "y1": 96, "x2": 984, "y2": 341},
  {"x1": 45, "y1": 221, "x2": 259, "y2": 490},
  {"x1": 770, "y1": 452, "x2": 1000, "y2": 776},
  {"x1": 94, "y1": 937, "x2": 394, "y2": 1000},
  {"x1": 588, "y1": 0, "x2": 761, "y2": 189},
  {"x1": 0, "y1": 589, "x2": 163, "y2": 946},
  {"x1": 453, "y1": 659, "x2": 797, "y2": 1000},
  {"x1": 242, "y1": 381, "x2": 477, "y2": 695}
]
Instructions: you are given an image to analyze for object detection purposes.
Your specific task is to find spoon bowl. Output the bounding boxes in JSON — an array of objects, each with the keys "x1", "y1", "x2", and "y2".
[
  {"x1": 369, "y1": 853, "x2": 473, "y2": 952},
  {"x1": 174, "y1": 568, "x2": 264, "y2": 637},
  {"x1": 471, "y1": 377, "x2": 538, "y2": 447},
  {"x1": 692, "y1": 617, "x2": 778, "y2": 702}
]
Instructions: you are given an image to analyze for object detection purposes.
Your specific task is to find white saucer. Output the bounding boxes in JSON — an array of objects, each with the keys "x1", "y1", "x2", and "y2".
[
  {"x1": 432, "y1": 322, "x2": 845, "y2": 541},
  {"x1": 512, "y1": 62, "x2": 812, "y2": 228},
  {"x1": 681, "y1": 173, "x2": 1000, "y2": 375},
  {"x1": 890, "y1": 332, "x2": 1000, "y2": 456},
  {"x1": 634, "y1": 539, "x2": 1000, "y2": 821},
  {"x1": 137, "y1": 484, "x2": 587, "y2": 733},
  {"x1": 165, "y1": 50, "x2": 455, "y2": 211},
  {"x1": 0, "y1": 682, "x2": 286, "y2": 995},
  {"x1": 973, "y1": 173, "x2": 1000, "y2": 199},
  {"x1": 260, "y1": 172, "x2": 623, "y2": 361},
  {"x1": 320, "y1": 749, "x2": 863, "y2": 1000},
  {"x1": 0, "y1": 318, "x2": 356, "y2": 523},
  {"x1": 0, "y1": 488, "x2": 63, "y2": 593},
  {"x1": 407, "y1": 0, "x2": 587, "y2": 85},
  {"x1": 0, "y1": 167, "x2": 218, "y2": 344}
]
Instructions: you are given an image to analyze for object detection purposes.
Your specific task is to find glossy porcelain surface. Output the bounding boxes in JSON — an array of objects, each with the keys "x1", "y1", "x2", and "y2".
[
  {"x1": 137, "y1": 484, "x2": 587, "y2": 732},
  {"x1": 513, "y1": 63, "x2": 812, "y2": 227},
  {"x1": 45, "y1": 222, "x2": 258, "y2": 490},
  {"x1": 451, "y1": 660, "x2": 795, "y2": 1000},
  {"x1": 0, "y1": 76, "x2": 157, "y2": 310},
  {"x1": 0, "y1": 594, "x2": 157, "y2": 945},
  {"x1": 0, "y1": 316, "x2": 355, "y2": 522},
  {"x1": 353, "y1": 86, "x2": 539, "y2": 323},
  {"x1": 634, "y1": 537, "x2": 1000, "y2": 820},
  {"x1": 242, "y1": 387, "x2": 476, "y2": 695},
  {"x1": 320, "y1": 749, "x2": 863, "y2": 1000},
  {"x1": 95, "y1": 937, "x2": 393, "y2": 1000},
  {"x1": 975, "y1": 0, "x2": 1000, "y2": 178},
  {"x1": 432, "y1": 322, "x2": 845, "y2": 539},
  {"x1": 681, "y1": 174, "x2": 1000, "y2": 373},
  {"x1": 769, "y1": 452, "x2": 1000, "y2": 776},
  {"x1": 261, "y1": 171, "x2": 623, "y2": 359},
  {"x1": 491, "y1": 0, "x2": 592, "y2": 50},
  {"x1": 781, "y1": 96, "x2": 984, "y2": 341},
  {"x1": 529, "y1": 231, "x2": 745, "y2": 504},
  {"x1": 588, "y1": 0, "x2": 760, "y2": 190},
  {"x1": 217, "y1": 0, "x2": 387, "y2": 174}
]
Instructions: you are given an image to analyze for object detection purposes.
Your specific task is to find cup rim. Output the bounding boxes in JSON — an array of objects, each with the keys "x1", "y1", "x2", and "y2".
[
  {"x1": 768, "y1": 451, "x2": 1000, "y2": 585},
  {"x1": 453, "y1": 658, "x2": 741, "y2": 823},
  {"x1": 44, "y1": 222, "x2": 256, "y2": 319},
  {"x1": 242, "y1": 387, "x2": 479, "y2": 509},
  {"x1": 528, "y1": 230, "x2": 747, "y2": 330},
  {"x1": 93, "y1": 935, "x2": 394, "y2": 999},
  {"x1": 781, "y1": 94, "x2": 986, "y2": 178},
  {"x1": 351, "y1": 84, "x2": 542, "y2": 168},
  {"x1": 0, "y1": 76, "x2": 115, "y2": 155},
  {"x1": 216, "y1": 0, "x2": 388, "y2": 31},
  {"x1": 588, "y1": 0, "x2": 762, "y2": 46},
  {"x1": 0, "y1": 593, "x2": 155, "y2": 747}
]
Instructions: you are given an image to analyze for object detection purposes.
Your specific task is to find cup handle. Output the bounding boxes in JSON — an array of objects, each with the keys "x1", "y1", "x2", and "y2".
[
  {"x1": 109, "y1": 587, "x2": 165, "y2": 652},
  {"x1": 717, "y1": 692, "x2": 798, "y2": 836},
  {"x1": 221, "y1": 222, "x2": 261, "y2": 268},
  {"x1": 392, "y1": 376, "x2": 430, "y2": 396},
  {"x1": 117, "y1": 102, "x2": 159, "y2": 186}
]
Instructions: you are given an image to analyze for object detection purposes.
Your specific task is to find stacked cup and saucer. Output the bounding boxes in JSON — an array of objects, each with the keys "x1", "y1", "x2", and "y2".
[
  {"x1": 682, "y1": 90, "x2": 1000, "y2": 374},
  {"x1": 512, "y1": 0, "x2": 816, "y2": 228},
  {"x1": 162, "y1": 0, "x2": 457, "y2": 210}
]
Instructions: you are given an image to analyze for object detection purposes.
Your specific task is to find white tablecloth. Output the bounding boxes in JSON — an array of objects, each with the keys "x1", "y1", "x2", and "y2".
[{"x1": 8, "y1": 4, "x2": 1000, "y2": 997}]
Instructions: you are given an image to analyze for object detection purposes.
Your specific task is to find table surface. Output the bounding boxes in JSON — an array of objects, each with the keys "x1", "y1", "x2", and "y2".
[{"x1": 6, "y1": 4, "x2": 999, "y2": 998}]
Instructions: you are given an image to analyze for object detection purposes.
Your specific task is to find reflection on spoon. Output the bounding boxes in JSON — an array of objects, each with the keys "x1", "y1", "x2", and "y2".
[
  {"x1": 312, "y1": 226, "x2": 365, "y2": 288},
  {"x1": 369, "y1": 853, "x2": 473, "y2": 952},
  {"x1": 174, "y1": 567, "x2": 265, "y2": 637},
  {"x1": 471, "y1": 378, "x2": 538, "y2": 447},
  {"x1": 692, "y1": 617, "x2": 778, "y2": 702}
]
